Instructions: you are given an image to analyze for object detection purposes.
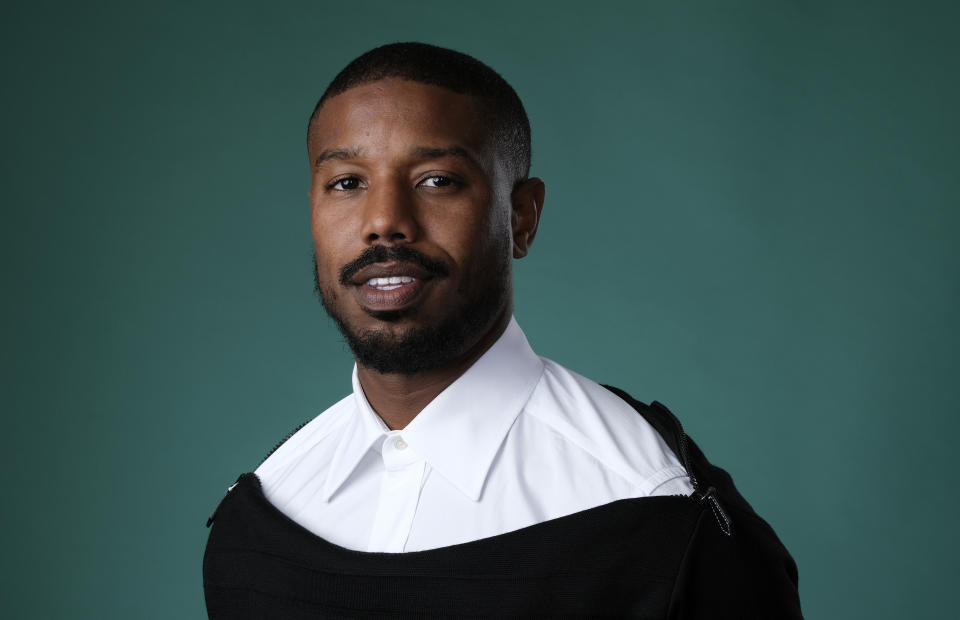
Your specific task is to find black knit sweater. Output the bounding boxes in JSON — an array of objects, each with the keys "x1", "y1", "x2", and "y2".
[{"x1": 203, "y1": 388, "x2": 802, "y2": 618}]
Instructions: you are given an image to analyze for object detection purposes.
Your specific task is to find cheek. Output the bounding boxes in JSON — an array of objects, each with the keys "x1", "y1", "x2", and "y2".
[
  {"x1": 452, "y1": 223, "x2": 511, "y2": 279},
  {"x1": 311, "y1": 213, "x2": 352, "y2": 269},
  {"x1": 311, "y1": 208, "x2": 335, "y2": 247},
  {"x1": 473, "y1": 202, "x2": 513, "y2": 257},
  {"x1": 311, "y1": 239, "x2": 346, "y2": 296}
]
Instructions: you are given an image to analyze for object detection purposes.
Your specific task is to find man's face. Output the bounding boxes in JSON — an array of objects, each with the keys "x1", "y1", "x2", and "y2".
[{"x1": 308, "y1": 78, "x2": 514, "y2": 374}]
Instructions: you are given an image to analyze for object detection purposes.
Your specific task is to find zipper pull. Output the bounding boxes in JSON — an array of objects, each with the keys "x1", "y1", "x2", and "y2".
[
  {"x1": 206, "y1": 480, "x2": 240, "y2": 528},
  {"x1": 692, "y1": 486, "x2": 734, "y2": 536}
]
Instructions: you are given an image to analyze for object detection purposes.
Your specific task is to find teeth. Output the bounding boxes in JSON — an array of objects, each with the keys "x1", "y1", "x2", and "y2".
[{"x1": 366, "y1": 276, "x2": 417, "y2": 289}]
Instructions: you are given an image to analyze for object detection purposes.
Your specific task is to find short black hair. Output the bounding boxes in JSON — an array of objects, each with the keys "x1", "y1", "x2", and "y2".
[{"x1": 307, "y1": 42, "x2": 531, "y2": 186}]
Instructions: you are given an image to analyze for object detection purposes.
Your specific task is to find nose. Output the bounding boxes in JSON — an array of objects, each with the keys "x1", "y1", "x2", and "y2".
[{"x1": 361, "y1": 181, "x2": 420, "y2": 245}]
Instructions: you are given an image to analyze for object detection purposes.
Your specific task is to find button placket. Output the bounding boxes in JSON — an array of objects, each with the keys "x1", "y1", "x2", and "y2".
[{"x1": 367, "y1": 433, "x2": 427, "y2": 552}]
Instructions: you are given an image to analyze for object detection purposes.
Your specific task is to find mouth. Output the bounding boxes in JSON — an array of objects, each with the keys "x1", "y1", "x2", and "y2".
[
  {"x1": 349, "y1": 262, "x2": 437, "y2": 314},
  {"x1": 365, "y1": 275, "x2": 418, "y2": 291}
]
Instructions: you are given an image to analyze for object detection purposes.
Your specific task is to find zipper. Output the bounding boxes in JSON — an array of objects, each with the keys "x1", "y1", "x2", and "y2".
[
  {"x1": 206, "y1": 479, "x2": 241, "y2": 527},
  {"x1": 206, "y1": 419, "x2": 312, "y2": 527},
  {"x1": 258, "y1": 419, "x2": 312, "y2": 467},
  {"x1": 690, "y1": 485, "x2": 733, "y2": 536},
  {"x1": 650, "y1": 400, "x2": 733, "y2": 537},
  {"x1": 649, "y1": 400, "x2": 699, "y2": 491}
]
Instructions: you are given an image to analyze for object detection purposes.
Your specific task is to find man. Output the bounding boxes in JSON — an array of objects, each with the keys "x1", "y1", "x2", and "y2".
[{"x1": 204, "y1": 42, "x2": 802, "y2": 618}]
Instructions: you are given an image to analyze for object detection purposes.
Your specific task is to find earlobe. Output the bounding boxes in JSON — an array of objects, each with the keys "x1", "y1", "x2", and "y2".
[{"x1": 511, "y1": 178, "x2": 545, "y2": 259}]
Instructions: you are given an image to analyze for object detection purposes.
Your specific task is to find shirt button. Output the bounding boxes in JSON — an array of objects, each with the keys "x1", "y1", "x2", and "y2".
[{"x1": 394, "y1": 437, "x2": 408, "y2": 450}]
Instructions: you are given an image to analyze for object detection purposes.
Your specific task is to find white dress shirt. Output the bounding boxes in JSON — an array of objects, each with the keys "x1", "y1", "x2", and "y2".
[{"x1": 255, "y1": 317, "x2": 693, "y2": 553}]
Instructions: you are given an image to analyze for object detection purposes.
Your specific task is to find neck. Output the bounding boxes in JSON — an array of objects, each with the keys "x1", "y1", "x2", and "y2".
[{"x1": 356, "y1": 309, "x2": 511, "y2": 430}]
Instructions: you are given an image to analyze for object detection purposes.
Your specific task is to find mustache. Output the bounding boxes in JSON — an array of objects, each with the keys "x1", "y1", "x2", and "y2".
[{"x1": 338, "y1": 245, "x2": 450, "y2": 285}]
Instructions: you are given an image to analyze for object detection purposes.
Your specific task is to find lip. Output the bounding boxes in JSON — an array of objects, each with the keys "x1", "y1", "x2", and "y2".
[
  {"x1": 353, "y1": 279, "x2": 429, "y2": 312},
  {"x1": 348, "y1": 261, "x2": 437, "y2": 312},
  {"x1": 348, "y1": 261, "x2": 436, "y2": 286}
]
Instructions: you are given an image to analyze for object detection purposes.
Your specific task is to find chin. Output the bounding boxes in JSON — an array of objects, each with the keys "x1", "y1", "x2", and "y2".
[
  {"x1": 360, "y1": 307, "x2": 418, "y2": 323},
  {"x1": 353, "y1": 320, "x2": 420, "y2": 344},
  {"x1": 348, "y1": 322, "x2": 466, "y2": 375}
]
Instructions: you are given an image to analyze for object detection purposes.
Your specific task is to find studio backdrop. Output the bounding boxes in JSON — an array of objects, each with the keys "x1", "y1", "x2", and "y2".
[{"x1": 2, "y1": 1, "x2": 957, "y2": 618}]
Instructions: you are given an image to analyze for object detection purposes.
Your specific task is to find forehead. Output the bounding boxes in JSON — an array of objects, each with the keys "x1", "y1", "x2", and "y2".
[{"x1": 307, "y1": 78, "x2": 492, "y2": 165}]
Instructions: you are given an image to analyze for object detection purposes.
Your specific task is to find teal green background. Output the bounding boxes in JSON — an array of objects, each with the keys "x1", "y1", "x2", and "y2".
[{"x1": 2, "y1": 1, "x2": 957, "y2": 617}]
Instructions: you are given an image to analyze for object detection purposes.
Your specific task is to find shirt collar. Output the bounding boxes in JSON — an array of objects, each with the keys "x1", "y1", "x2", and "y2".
[{"x1": 321, "y1": 316, "x2": 544, "y2": 502}]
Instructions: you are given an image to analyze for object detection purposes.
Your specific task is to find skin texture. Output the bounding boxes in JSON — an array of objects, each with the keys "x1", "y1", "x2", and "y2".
[{"x1": 308, "y1": 78, "x2": 544, "y2": 430}]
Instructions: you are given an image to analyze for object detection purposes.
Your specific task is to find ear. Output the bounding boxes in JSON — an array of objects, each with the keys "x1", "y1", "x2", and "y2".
[{"x1": 510, "y1": 177, "x2": 545, "y2": 259}]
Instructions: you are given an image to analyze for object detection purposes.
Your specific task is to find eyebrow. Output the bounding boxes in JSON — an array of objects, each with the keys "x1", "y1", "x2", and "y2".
[
  {"x1": 313, "y1": 145, "x2": 485, "y2": 171},
  {"x1": 410, "y1": 146, "x2": 484, "y2": 171},
  {"x1": 313, "y1": 147, "x2": 362, "y2": 168}
]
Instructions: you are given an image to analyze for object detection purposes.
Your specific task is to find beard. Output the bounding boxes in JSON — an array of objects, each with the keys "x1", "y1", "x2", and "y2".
[{"x1": 313, "y1": 244, "x2": 510, "y2": 375}]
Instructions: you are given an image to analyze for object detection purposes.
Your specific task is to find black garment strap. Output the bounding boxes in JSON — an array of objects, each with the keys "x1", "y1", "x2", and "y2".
[
  {"x1": 602, "y1": 386, "x2": 693, "y2": 482},
  {"x1": 602, "y1": 385, "x2": 734, "y2": 536}
]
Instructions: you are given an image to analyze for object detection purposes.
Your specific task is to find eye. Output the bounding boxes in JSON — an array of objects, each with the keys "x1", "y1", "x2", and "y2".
[
  {"x1": 420, "y1": 175, "x2": 456, "y2": 189},
  {"x1": 329, "y1": 177, "x2": 363, "y2": 191}
]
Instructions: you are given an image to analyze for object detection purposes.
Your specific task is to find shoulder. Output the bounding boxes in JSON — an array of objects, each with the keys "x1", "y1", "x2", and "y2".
[
  {"x1": 518, "y1": 358, "x2": 691, "y2": 494},
  {"x1": 254, "y1": 392, "x2": 354, "y2": 479}
]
